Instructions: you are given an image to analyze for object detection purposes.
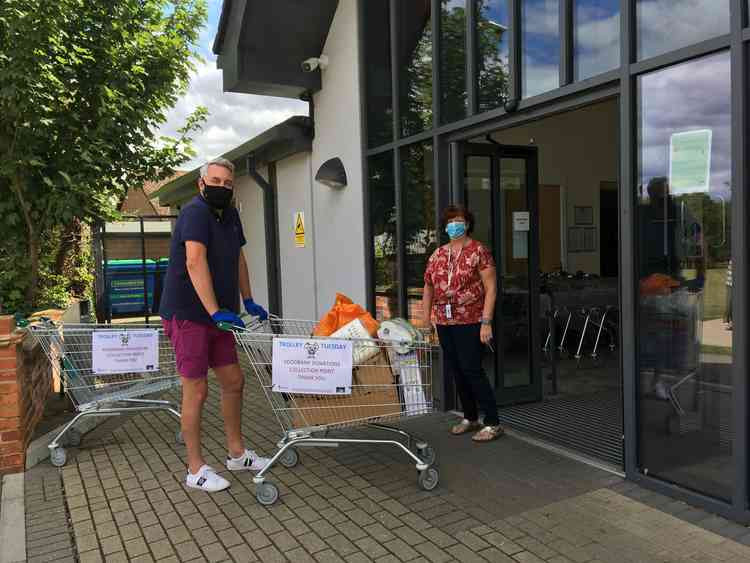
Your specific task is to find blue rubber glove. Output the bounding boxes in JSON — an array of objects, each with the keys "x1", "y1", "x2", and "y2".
[
  {"x1": 244, "y1": 298, "x2": 268, "y2": 321},
  {"x1": 211, "y1": 309, "x2": 246, "y2": 330}
]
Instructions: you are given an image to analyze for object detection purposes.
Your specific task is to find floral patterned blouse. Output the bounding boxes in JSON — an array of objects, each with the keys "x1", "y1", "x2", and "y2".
[{"x1": 424, "y1": 239, "x2": 495, "y2": 325}]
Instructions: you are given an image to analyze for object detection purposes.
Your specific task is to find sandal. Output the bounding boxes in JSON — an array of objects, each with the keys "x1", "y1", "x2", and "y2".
[
  {"x1": 451, "y1": 419, "x2": 482, "y2": 435},
  {"x1": 472, "y1": 425, "x2": 505, "y2": 442}
]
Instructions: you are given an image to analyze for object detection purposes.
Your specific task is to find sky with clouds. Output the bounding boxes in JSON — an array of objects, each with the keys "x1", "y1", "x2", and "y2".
[{"x1": 158, "y1": 0, "x2": 308, "y2": 171}]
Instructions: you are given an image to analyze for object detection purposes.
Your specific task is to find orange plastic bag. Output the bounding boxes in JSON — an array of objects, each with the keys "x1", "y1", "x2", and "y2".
[
  {"x1": 639, "y1": 273, "x2": 680, "y2": 296},
  {"x1": 314, "y1": 293, "x2": 380, "y2": 337}
]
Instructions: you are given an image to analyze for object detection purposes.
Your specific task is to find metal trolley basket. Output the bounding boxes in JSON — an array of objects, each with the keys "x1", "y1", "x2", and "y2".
[
  {"x1": 31, "y1": 320, "x2": 183, "y2": 467},
  {"x1": 233, "y1": 317, "x2": 439, "y2": 506}
]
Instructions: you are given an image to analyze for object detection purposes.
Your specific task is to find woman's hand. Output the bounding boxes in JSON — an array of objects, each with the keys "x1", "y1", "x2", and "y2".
[{"x1": 480, "y1": 324, "x2": 493, "y2": 345}]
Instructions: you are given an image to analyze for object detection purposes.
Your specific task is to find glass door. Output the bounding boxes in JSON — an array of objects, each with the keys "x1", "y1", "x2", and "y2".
[{"x1": 459, "y1": 142, "x2": 542, "y2": 405}]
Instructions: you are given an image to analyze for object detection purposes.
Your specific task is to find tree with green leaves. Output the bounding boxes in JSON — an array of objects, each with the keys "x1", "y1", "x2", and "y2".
[{"x1": 0, "y1": 0, "x2": 208, "y2": 312}]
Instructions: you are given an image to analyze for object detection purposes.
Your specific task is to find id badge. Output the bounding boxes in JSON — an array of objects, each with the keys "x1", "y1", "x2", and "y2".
[{"x1": 445, "y1": 304, "x2": 453, "y2": 319}]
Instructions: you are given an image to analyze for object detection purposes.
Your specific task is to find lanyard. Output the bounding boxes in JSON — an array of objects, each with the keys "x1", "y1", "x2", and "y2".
[{"x1": 446, "y1": 242, "x2": 467, "y2": 290}]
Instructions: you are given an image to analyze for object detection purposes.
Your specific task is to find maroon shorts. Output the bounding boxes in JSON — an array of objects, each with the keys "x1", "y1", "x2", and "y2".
[{"x1": 162, "y1": 318, "x2": 238, "y2": 379}]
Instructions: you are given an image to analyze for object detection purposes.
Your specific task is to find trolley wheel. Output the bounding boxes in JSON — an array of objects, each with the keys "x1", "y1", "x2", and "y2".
[
  {"x1": 66, "y1": 429, "x2": 82, "y2": 447},
  {"x1": 416, "y1": 445, "x2": 436, "y2": 466},
  {"x1": 50, "y1": 447, "x2": 67, "y2": 467},
  {"x1": 418, "y1": 467, "x2": 439, "y2": 491},
  {"x1": 256, "y1": 482, "x2": 280, "y2": 506},
  {"x1": 176, "y1": 430, "x2": 185, "y2": 445},
  {"x1": 279, "y1": 448, "x2": 299, "y2": 468}
]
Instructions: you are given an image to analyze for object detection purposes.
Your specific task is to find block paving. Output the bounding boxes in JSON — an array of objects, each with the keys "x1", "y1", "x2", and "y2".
[{"x1": 22, "y1": 371, "x2": 750, "y2": 563}]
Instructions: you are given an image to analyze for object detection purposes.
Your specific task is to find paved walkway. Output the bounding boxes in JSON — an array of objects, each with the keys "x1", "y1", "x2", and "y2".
[{"x1": 23, "y1": 375, "x2": 750, "y2": 563}]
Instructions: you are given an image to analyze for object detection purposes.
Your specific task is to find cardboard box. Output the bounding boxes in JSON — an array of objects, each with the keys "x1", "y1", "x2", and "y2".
[{"x1": 290, "y1": 351, "x2": 401, "y2": 428}]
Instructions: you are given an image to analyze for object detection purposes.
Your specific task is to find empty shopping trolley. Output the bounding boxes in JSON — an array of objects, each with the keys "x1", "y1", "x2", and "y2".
[
  {"x1": 230, "y1": 316, "x2": 440, "y2": 506},
  {"x1": 31, "y1": 320, "x2": 182, "y2": 466}
]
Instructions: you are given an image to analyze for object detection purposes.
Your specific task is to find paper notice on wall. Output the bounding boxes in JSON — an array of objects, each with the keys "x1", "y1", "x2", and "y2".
[
  {"x1": 92, "y1": 330, "x2": 159, "y2": 374},
  {"x1": 669, "y1": 129, "x2": 712, "y2": 195},
  {"x1": 272, "y1": 338, "x2": 353, "y2": 395}
]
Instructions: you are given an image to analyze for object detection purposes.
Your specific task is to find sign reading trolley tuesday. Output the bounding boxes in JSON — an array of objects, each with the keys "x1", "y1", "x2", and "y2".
[
  {"x1": 92, "y1": 330, "x2": 159, "y2": 374},
  {"x1": 272, "y1": 338, "x2": 353, "y2": 395}
]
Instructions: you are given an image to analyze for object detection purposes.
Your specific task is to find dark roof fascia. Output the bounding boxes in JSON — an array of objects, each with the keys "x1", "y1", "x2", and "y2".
[
  {"x1": 212, "y1": 0, "x2": 232, "y2": 55},
  {"x1": 152, "y1": 116, "x2": 313, "y2": 206}
]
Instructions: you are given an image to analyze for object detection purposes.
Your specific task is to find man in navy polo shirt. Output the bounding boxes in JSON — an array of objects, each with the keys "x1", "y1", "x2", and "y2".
[{"x1": 160, "y1": 157, "x2": 270, "y2": 492}]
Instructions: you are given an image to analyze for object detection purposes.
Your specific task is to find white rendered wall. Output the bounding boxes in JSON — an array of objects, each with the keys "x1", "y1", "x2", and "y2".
[
  {"x1": 234, "y1": 170, "x2": 270, "y2": 311},
  {"x1": 275, "y1": 153, "x2": 318, "y2": 319},
  {"x1": 310, "y1": 0, "x2": 367, "y2": 316}
]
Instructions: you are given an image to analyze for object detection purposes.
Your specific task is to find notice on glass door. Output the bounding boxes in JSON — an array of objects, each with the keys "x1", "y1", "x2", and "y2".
[
  {"x1": 669, "y1": 129, "x2": 712, "y2": 195},
  {"x1": 513, "y1": 211, "x2": 530, "y2": 232}
]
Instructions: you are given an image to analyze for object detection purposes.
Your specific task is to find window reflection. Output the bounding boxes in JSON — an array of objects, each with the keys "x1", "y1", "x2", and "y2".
[
  {"x1": 369, "y1": 153, "x2": 399, "y2": 321},
  {"x1": 636, "y1": 0, "x2": 729, "y2": 61},
  {"x1": 574, "y1": 0, "x2": 619, "y2": 80},
  {"x1": 364, "y1": 0, "x2": 393, "y2": 148},
  {"x1": 402, "y1": 143, "x2": 436, "y2": 327},
  {"x1": 440, "y1": 0, "x2": 467, "y2": 124},
  {"x1": 465, "y1": 156, "x2": 493, "y2": 246},
  {"x1": 476, "y1": 0, "x2": 511, "y2": 112},
  {"x1": 398, "y1": 1, "x2": 433, "y2": 137},
  {"x1": 637, "y1": 51, "x2": 733, "y2": 501},
  {"x1": 522, "y1": 0, "x2": 560, "y2": 98}
]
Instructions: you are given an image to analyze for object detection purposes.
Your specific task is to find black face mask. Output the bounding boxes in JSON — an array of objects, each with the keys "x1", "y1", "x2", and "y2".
[{"x1": 202, "y1": 184, "x2": 233, "y2": 210}]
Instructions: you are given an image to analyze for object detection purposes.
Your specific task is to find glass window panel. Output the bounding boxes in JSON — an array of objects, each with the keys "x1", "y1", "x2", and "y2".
[
  {"x1": 636, "y1": 51, "x2": 733, "y2": 501},
  {"x1": 440, "y1": 0, "x2": 467, "y2": 124},
  {"x1": 466, "y1": 156, "x2": 493, "y2": 247},
  {"x1": 369, "y1": 152, "x2": 399, "y2": 321},
  {"x1": 574, "y1": 0, "x2": 619, "y2": 80},
  {"x1": 398, "y1": 0, "x2": 433, "y2": 137},
  {"x1": 364, "y1": 0, "x2": 393, "y2": 148},
  {"x1": 499, "y1": 158, "x2": 531, "y2": 388},
  {"x1": 522, "y1": 0, "x2": 560, "y2": 98},
  {"x1": 402, "y1": 142, "x2": 436, "y2": 327},
  {"x1": 636, "y1": 0, "x2": 730, "y2": 61},
  {"x1": 476, "y1": 0, "x2": 511, "y2": 113}
]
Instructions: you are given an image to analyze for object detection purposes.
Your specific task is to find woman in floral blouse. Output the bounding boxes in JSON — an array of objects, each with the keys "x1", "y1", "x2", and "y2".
[{"x1": 422, "y1": 205, "x2": 502, "y2": 442}]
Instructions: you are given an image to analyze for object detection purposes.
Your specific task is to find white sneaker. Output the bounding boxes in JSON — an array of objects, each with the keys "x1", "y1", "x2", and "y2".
[
  {"x1": 226, "y1": 449, "x2": 270, "y2": 472},
  {"x1": 186, "y1": 465, "x2": 230, "y2": 493}
]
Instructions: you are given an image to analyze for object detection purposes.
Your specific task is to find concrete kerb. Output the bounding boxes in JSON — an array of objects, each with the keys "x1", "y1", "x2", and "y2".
[
  {"x1": 25, "y1": 414, "x2": 104, "y2": 469},
  {"x1": 0, "y1": 473, "x2": 26, "y2": 563}
]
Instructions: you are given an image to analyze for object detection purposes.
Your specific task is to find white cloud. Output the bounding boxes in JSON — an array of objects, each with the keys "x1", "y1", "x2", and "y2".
[
  {"x1": 522, "y1": 0, "x2": 559, "y2": 36},
  {"x1": 158, "y1": 59, "x2": 308, "y2": 171},
  {"x1": 637, "y1": 0, "x2": 729, "y2": 59}
]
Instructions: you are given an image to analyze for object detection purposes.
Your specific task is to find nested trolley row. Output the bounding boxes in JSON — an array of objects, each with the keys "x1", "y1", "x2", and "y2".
[{"x1": 31, "y1": 316, "x2": 440, "y2": 505}]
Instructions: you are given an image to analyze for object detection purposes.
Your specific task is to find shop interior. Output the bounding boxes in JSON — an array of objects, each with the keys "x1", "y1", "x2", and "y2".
[{"x1": 465, "y1": 98, "x2": 623, "y2": 466}]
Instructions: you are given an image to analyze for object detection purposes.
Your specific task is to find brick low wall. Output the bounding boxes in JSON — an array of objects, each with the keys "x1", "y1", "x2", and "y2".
[{"x1": 0, "y1": 315, "x2": 56, "y2": 473}]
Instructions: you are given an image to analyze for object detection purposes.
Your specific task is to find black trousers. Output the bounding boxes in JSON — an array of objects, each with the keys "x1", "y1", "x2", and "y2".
[{"x1": 437, "y1": 323, "x2": 499, "y2": 426}]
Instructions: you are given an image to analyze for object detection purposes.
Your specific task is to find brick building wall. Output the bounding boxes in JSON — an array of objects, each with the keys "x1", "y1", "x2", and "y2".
[{"x1": 0, "y1": 315, "x2": 55, "y2": 473}]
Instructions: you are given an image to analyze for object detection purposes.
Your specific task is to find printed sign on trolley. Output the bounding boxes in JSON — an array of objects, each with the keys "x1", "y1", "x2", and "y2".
[
  {"x1": 92, "y1": 330, "x2": 159, "y2": 374},
  {"x1": 272, "y1": 338, "x2": 353, "y2": 395}
]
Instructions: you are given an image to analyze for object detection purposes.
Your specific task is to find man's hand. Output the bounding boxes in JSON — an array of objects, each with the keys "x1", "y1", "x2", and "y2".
[
  {"x1": 244, "y1": 298, "x2": 268, "y2": 321},
  {"x1": 211, "y1": 310, "x2": 246, "y2": 330}
]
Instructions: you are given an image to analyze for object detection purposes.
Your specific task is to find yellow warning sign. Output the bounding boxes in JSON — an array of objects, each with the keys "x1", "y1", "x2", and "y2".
[{"x1": 294, "y1": 211, "x2": 305, "y2": 248}]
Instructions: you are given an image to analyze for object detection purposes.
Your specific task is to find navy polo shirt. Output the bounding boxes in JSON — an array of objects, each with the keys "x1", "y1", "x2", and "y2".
[{"x1": 159, "y1": 196, "x2": 246, "y2": 324}]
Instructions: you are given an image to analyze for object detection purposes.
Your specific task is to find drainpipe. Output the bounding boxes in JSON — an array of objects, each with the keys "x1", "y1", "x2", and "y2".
[{"x1": 247, "y1": 154, "x2": 282, "y2": 317}]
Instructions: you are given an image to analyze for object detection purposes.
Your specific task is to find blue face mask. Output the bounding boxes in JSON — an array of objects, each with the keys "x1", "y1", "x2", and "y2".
[{"x1": 445, "y1": 221, "x2": 467, "y2": 240}]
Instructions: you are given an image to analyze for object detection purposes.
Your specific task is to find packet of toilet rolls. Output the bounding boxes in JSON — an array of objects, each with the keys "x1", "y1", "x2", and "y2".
[{"x1": 330, "y1": 318, "x2": 382, "y2": 365}]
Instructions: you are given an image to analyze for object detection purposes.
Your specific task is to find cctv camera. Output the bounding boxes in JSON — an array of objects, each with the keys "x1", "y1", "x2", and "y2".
[{"x1": 301, "y1": 55, "x2": 329, "y2": 73}]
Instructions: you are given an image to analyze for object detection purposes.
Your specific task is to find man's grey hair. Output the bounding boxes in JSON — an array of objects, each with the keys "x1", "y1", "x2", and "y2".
[{"x1": 200, "y1": 157, "x2": 235, "y2": 178}]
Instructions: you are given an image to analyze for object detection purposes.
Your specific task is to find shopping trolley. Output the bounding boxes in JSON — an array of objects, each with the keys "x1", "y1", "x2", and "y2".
[
  {"x1": 30, "y1": 319, "x2": 182, "y2": 467},
  {"x1": 231, "y1": 317, "x2": 439, "y2": 506}
]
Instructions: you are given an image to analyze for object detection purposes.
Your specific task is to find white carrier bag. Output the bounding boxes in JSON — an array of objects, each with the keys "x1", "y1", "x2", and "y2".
[{"x1": 377, "y1": 319, "x2": 429, "y2": 415}]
